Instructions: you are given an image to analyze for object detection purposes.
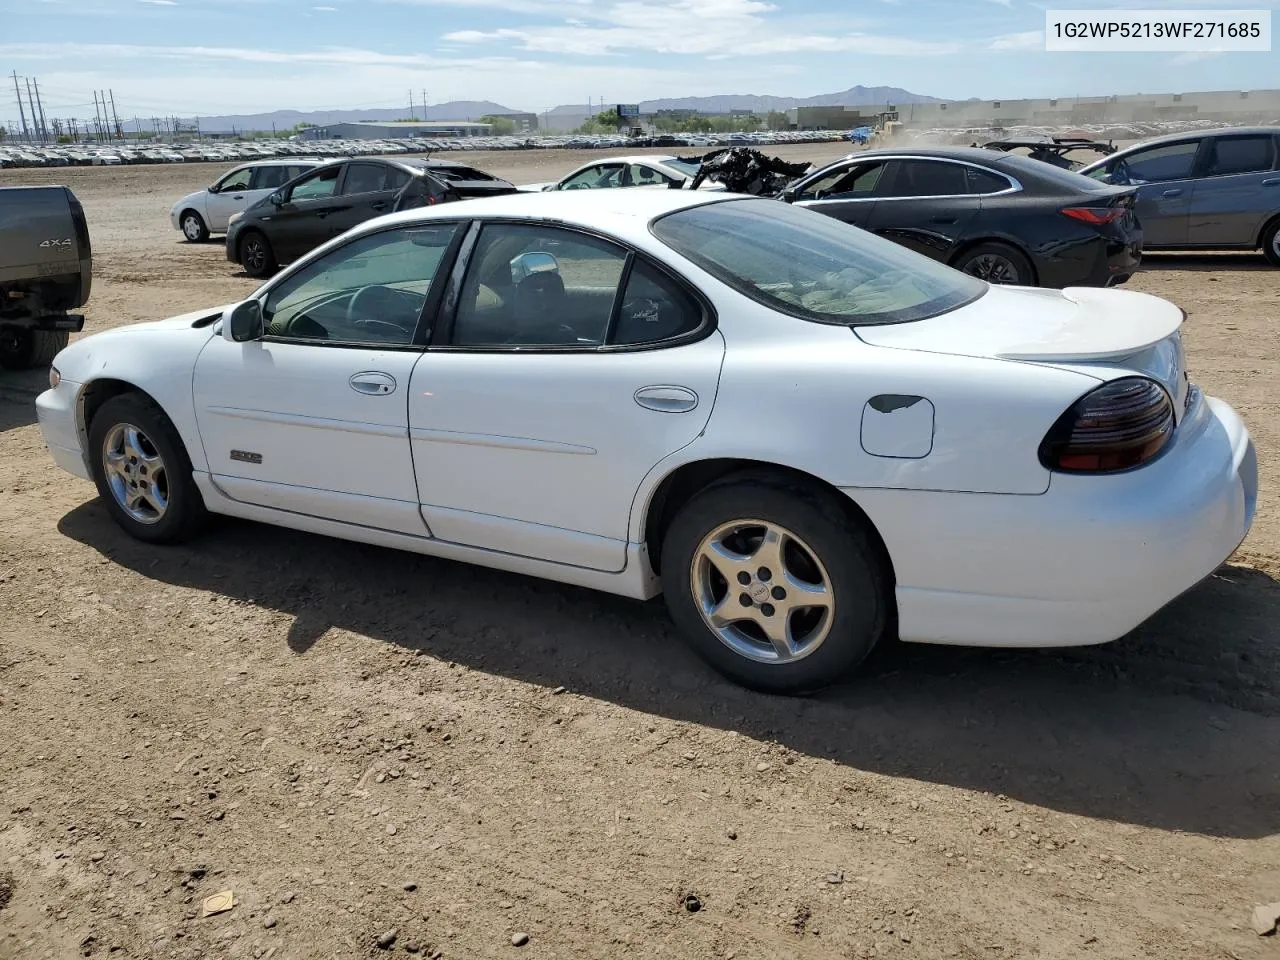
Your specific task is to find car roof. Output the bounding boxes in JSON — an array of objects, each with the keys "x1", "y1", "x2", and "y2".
[
  {"x1": 834, "y1": 145, "x2": 1023, "y2": 165},
  {"x1": 232, "y1": 157, "x2": 329, "y2": 168},
  {"x1": 1076, "y1": 125, "x2": 1280, "y2": 170},
  {"x1": 354, "y1": 187, "x2": 729, "y2": 238}
]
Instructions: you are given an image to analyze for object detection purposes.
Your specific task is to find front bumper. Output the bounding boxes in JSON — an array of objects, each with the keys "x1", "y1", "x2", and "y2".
[
  {"x1": 850, "y1": 388, "x2": 1257, "y2": 648},
  {"x1": 35, "y1": 379, "x2": 91, "y2": 481},
  {"x1": 225, "y1": 222, "x2": 243, "y2": 263}
]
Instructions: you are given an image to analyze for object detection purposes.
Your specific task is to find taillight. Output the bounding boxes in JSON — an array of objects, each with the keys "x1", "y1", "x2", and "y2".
[
  {"x1": 1038, "y1": 377, "x2": 1174, "y2": 474},
  {"x1": 1061, "y1": 205, "x2": 1124, "y2": 225}
]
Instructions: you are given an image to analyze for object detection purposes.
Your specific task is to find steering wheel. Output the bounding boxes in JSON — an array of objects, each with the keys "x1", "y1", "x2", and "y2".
[{"x1": 346, "y1": 284, "x2": 416, "y2": 337}]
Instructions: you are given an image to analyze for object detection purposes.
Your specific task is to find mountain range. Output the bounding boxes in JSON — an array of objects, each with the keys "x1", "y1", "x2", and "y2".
[{"x1": 191, "y1": 85, "x2": 934, "y2": 132}]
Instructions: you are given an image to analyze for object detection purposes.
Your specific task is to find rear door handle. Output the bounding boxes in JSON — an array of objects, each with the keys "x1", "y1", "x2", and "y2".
[
  {"x1": 371, "y1": 201, "x2": 389, "y2": 211},
  {"x1": 1263, "y1": 178, "x2": 1280, "y2": 187},
  {"x1": 349, "y1": 371, "x2": 396, "y2": 396},
  {"x1": 634, "y1": 385, "x2": 698, "y2": 413},
  {"x1": 232, "y1": 194, "x2": 245, "y2": 200},
  {"x1": 1161, "y1": 188, "x2": 1184, "y2": 198}
]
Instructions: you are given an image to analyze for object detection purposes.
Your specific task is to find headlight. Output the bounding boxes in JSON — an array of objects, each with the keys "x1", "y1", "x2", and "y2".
[
  {"x1": 49, "y1": 366, "x2": 61, "y2": 389},
  {"x1": 228, "y1": 212, "x2": 244, "y2": 226}
]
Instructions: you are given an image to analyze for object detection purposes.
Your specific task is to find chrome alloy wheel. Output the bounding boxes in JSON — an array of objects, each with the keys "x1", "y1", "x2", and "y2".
[
  {"x1": 182, "y1": 214, "x2": 203, "y2": 241},
  {"x1": 102, "y1": 422, "x2": 169, "y2": 524},
  {"x1": 963, "y1": 252, "x2": 1021, "y2": 284},
  {"x1": 690, "y1": 519, "x2": 835, "y2": 664},
  {"x1": 1272, "y1": 230, "x2": 1280, "y2": 260},
  {"x1": 242, "y1": 236, "x2": 267, "y2": 272}
]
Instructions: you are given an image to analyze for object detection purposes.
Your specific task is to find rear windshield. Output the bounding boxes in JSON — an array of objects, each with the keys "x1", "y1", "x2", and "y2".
[
  {"x1": 651, "y1": 198, "x2": 986, "y2": 326},
  {"x1": 992, "y1": 153, "x2": 1120, "y2": 193}
]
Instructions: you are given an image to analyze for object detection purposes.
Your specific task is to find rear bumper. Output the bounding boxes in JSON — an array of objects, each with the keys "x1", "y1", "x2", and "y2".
[{"x1": 848, "y1": 389, "x2": 1256, "y2": 648}]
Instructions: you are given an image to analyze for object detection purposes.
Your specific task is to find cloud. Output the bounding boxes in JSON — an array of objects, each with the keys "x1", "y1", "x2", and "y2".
[
  {"x1": 138, "y1": 0, "x2": 177, "y2": 5},
  {"x1": 437, "y1": 0, "x2": 959, "y2": 58},
  {"x1": 988, "y1": 29, "x2": 1042, "y2": 50}
]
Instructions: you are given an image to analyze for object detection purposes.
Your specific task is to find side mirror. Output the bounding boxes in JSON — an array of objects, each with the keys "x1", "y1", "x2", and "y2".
[
  {"x1": 223, "y1": 300, "x2": 264, "y2": 342},
  {"x1": 510, "y1": 251, "x2": 559, "y2": 284},
  {"x1": 269, "y1": 191, "x2": 284, "y2": 206},
  {"x1": 668, "y1": 178, "x2": 683, "y2": 190}
]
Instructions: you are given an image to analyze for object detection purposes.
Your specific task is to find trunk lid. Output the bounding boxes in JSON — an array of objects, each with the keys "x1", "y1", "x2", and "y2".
[{"x1": 854, "y1": 284, "x2": 1190, "y2": 417}]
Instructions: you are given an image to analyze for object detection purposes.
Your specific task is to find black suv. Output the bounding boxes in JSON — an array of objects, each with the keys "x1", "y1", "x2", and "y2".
[{"x1": 226, "y1": 157, "x2": 517, "y2": 277}]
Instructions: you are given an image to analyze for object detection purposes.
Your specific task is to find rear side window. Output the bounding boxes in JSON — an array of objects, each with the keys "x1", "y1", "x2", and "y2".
[
  {"x1": 879, "y1": 160, "x2": 968, "y2": 198},
  {"x1": 343, "y1": 162, "x2": 398, "y2": 195},
  {"x1": 1204, "y1": 136, "x2": 1276, "y2": 176},
  {"x1": 251, "y1": 165, "x2": 292, "y2": 190},
  {"x1": 611, "y1": 260, "x2": 704, "y2": 345}
]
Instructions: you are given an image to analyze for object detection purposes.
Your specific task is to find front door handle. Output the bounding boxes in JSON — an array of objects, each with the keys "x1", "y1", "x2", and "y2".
[
  {"x1": 1161, "y1": 188, "x2": 1184, "y2": 198},
  {"x1": 634, "y1": 385, "x2": 698, "y2": 413},
  {"x1": 1263, "y1": 178, "x2": 1280, "y2": 187},
  {"x1": 371, "y1": 201, "x2": 389, "y2": 212},
  {"x1": 232, "y1": 194, "x2": 245, "y2": 200},
  {"x1": 349, "y1": 371, "x2": 396, "y2": 396}
]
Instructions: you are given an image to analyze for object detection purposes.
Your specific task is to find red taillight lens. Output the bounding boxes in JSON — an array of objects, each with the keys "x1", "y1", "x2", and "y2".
[
  {"x1": 1039, "y1": 377, "x2": 1174, "y2": 474},
  {"x1": 1061, "y1": 205, "x2": 1124, "y2": 225}
]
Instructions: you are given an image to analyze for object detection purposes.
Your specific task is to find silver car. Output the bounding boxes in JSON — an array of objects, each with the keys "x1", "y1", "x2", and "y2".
[{"x1": 1078, "y1": 126, "x2": 1280, "y2": 266}]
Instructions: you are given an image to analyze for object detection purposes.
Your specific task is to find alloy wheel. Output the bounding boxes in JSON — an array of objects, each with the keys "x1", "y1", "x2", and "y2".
[
  {"x1": 102, "y1": 422, "x2": 168, "y2": 524},
  {"x1": 182, "y1": 215, "x2": 203, "y2": 241},
  {"x1": 963, "y1": 253, "x2": 1021, "y2": 284},
  {"x1": 690, "y1": 519, "x2": 835, "y2": 664},
  {"x1": 243, "y1": 238, "x2": 266, "y2": 272}
]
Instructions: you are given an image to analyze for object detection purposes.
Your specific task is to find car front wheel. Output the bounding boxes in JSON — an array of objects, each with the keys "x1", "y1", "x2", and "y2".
[
  {"x1": 88, "y1": 393, "x2": 207, "y2": 544},
  {"x1": 180, "y1": 210, "x2": 209, "y2": 243},
  {"x1": 239, "y1": 230, "x2": 277, "y2": 278},
  {"x1": 659, "y1": 477, "x2": 889, "y2": 695}
]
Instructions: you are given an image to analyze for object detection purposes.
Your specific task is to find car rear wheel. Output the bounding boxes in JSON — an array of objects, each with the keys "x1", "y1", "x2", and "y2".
[
  {"x1": 180, "y1": 210, "x2": 209, "y2": 243},
  {"x1": 1262, "y1": 218, "x2": 1280, "y2": 268},
  {"x1": 0, "y1": 328, "x2": 68, "y2": 371},
  {"x1": 239, "y1": 230, "x2": 277, "y2": 278},
  {"x1": 953, "y1": 242, "x2": 1034, "y2": 286},
  {"x1": 659, "y1": 477, "x2": 889, "y2": 695},
  {"x1": 88, "y1": 393, "x2": 208, "y2": 544}
]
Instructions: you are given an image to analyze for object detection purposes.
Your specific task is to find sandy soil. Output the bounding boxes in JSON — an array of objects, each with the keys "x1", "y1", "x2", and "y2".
[{"x1": 1, "y1": 147, "x2": 1278, "y2": 960}]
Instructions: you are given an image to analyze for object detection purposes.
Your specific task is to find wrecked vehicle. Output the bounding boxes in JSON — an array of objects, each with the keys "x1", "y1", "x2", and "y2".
[
  {"x1": 977, "y1": 136, "x2": 1116, "y2": 171},
  {"x1": 678, "y1": 148, "x2": 814, "y2": 196}
]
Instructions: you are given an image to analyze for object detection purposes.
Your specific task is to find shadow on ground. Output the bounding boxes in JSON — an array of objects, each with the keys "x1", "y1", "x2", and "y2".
[
  {"x1": 0, "y1": 382, "x2": 42, "y2": 432},
  {"x1": 59, "y1": 501, "x2": 1280, "y2": 840},
  {"x1": 1139, "y1": 252, "x2": 1274, "y2": 272}
]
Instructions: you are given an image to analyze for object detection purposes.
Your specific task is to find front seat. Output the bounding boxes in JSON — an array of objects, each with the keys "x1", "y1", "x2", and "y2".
[{"x1": 510, "y1": 272, "x2": 569, "y2": 341}]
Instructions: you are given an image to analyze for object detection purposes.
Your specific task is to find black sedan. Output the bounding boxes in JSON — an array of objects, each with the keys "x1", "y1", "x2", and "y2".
[
  {"x1": 778, "y1": 147, "x2": 1142, "y2": 288},
  {"x1": 226, "y1": 157, "x2": 517, "y2": 277}
]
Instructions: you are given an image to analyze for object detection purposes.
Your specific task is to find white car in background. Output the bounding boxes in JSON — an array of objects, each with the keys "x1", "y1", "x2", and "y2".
[
  {"x1": 37, "y1": 191, "x2": 1256, "y2": 695},
  {"x1": 169, "y1": 158, "x2": 330, "y2": 242},
  {"x1": 518, "y1": 154, "x2": 720, "y2": 193}
]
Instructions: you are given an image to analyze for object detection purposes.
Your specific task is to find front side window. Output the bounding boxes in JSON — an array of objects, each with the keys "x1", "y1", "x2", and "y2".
[
  {"x1": 287, "y1": 165, "x2": 341, "y2": 201},
  {"x1": 559, "y1": 165, "x2": 623, "y2": 190},
  {"x1": 628, "y1": 164, "x2": 674, "y2": 187},
  {"x1": 261, "y1": 224, "x2": 460, "y2": 345},
  {"x1": 216, "y1": 168, "x2": 252, "y2": 192},
  {"x1": 653, "y1": 198, "x2": 986, "y2": 326},
  {"x1": 1117, "y1": 140, "x2": 1200, "y2": 183},
  {"x1": 1204, "y1": 135, "x2": 1276, "y2": 177},
  {"x1": 452, "y1": 224, "x2": 628, "y2": 347},
  {"x1": 796, "y1": 161, "x2": 886, "y2": 201}
]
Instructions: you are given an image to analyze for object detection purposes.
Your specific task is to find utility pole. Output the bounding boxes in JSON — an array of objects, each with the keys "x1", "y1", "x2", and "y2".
[
  {"x1": 409, "y1": 89, "x2": 414, "y2": 118},
  {"x1": 33, "y1": 78, "x2": 49, "y2": 143},
  {"x1": 421, "y1": 89, "x2": 427, "y2": 119},
  {"x1": 25, "y1": 78, "x2": 41, "y2": 142},
  {"x1": 109, "y1": 88, "x2": 121, "y2": 139},
  {"x1": 12, "y1": 72, "x2": 30, "y2": 143},
  {"x1": 93, "y1": 91, "x2": 104, "y2": 141}
]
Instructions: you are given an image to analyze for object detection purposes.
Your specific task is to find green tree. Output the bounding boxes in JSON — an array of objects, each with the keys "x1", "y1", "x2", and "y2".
[
  {"x1": 766, "y1": 110, "x2": 789, "y2": 131},
  {"x1": 480, "y1": 114, "x2": 517, "y2": 136},
  {"x1": 575, "y1": 109, "x2": 621, "y2": 134}
]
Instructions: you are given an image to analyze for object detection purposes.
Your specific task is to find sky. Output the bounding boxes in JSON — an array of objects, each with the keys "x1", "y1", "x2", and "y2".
[{"x1": 1, "y1": 0, "x2": 1277, "y2": 122}]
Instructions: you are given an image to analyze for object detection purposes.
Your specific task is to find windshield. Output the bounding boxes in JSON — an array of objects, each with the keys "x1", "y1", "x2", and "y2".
[{"x1": 651, "y1": 198, "x2": 986, "y2": 326}]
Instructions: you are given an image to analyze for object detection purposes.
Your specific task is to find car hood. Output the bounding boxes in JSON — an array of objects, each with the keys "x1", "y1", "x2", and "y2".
[
  {"x1": 855, "y1": 284, "x2": 1190, "y2": 415},
  {"x1": 120, "y1": 304, "x2": 234, "y2": 334},
  {"x1": 171, "y1": 190, "x2": 206, "y2": 213}
]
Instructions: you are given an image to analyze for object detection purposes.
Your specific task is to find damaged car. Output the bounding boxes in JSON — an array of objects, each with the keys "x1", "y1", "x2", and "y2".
[{"x1": 978, "y1": 136, "x2": 1116, "y2": 171}]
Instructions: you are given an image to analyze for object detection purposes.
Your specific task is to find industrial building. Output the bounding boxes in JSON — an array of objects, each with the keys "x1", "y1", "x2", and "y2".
[{"x1": 296, "y1": 120, "x2": 493, "y2": 140}]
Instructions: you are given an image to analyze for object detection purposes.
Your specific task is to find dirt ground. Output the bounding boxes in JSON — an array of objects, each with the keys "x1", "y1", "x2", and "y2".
[{"x1": 1, "y1": 146, "x2": 1278, "y2": 960}]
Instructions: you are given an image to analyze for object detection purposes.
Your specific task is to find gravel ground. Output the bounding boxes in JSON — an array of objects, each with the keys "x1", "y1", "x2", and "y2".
[{"x1": 1, "y1": 145, "x2": 1278, "y2": 960}]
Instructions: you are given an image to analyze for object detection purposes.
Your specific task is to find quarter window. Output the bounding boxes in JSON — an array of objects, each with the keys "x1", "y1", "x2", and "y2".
[
  {"x1": 260, "y1": 224, "x2": 461, "y2": 345},
  {"x1": 611, "y1": 260, "x2": 704, "y2": 345},
  {"x1": 452, "y1": 224, "x2": 628, "y2": 348},
  {"x1": 965, "y1": 166, "x2": 1012, "y2": 195},
  {"x1": 1204, "y1": 136, "x2": 1276, "y2": 176}
]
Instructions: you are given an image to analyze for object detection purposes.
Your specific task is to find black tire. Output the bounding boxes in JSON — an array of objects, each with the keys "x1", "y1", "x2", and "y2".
[
  {"x1": 239, "y1": 230, "x2": 277, "y2": 278},
  {"x1": 659, "y1": 476, "x2": 889, "y2": 695},
  {"x1": 0, "y1": 328, "x2": 69, "y2": 371},
  {"x1": 952, "y1": 241, "x2": 1035, "y2": 286},
  {"x1": 1262, "y1": 218, "x2": 1280, "y2": 268},
  {"x1": 180, "y1": 210, "x2": 209, "y2": 243},
  {"x1": 88, "y1": 393, "x2": 208, "y2": 544}
]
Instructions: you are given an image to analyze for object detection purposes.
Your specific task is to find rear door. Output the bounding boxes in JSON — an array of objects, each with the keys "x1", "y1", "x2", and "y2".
[
  {"x1": 864, "y1": 158, "x2": 982, "y2": 261},
  {"x1": 790, "y1": 158, "x2": 892, "y2": 227},
  {"x1": 323, "y1": 162, "x2": 411, "y2": 238},
  {"x1": 1109, "y1": 138, "x2": 1202, "y2": 246},
  {"x1": 1187, "y1": 132, "x2": 1280, "y2": 246}
]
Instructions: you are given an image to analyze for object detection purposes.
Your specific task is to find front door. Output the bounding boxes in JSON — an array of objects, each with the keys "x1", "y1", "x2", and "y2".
[
  {"x1": 265, "y1": 163, "x2": 346, "y2": 263},
  {"x1": 193, "y1": 220, "x2": 464, "y2": 532},
  {"x1": 863, "y1": 158, "x2": 981, "y2": 261},
  {"x1": 408, "y1": 221, "x2": 725, "y2": 572},
  {"x1": 205, "y1": 166, "x2": 256, "y2": 232},
  {"x1": 1111, "y1": 138, "x2": 1202, "y2": 246},
  {"x1": 791, "y1": 158, "x2": 890, "y2": 228}
]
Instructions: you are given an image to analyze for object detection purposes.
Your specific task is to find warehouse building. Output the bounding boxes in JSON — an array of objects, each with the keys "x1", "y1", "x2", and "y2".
[{"x1": 297, "y1": 120, "x2": 493, "y2": 140}]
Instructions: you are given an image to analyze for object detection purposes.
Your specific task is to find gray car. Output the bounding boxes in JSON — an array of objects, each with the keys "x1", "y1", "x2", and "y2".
[{"x1": 1078, "y1": 126, "x2": 1280, "y2": 266}]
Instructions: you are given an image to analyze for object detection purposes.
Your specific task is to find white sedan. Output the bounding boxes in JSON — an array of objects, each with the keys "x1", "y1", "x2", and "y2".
[
  {"x1": 518, "y1": 154, "x2": 716, "y2": 193},
  {"x1": 37, "y1": 190, "x2": 1257, "y2": 694}
]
